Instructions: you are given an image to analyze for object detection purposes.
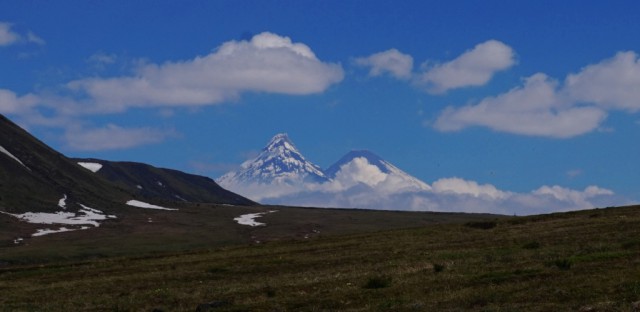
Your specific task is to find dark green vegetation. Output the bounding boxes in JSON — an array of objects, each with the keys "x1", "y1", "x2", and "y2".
[{"x1": 2, "y1": 205, "x2": 640, "y2": 311}]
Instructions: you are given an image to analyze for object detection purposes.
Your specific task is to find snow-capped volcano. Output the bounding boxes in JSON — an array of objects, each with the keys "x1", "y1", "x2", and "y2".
[
  {"x1": 216, "y1": 133, "x2": 620, "y2": 214},
  {"x1": 217, "y1": 137, "x2": 431, "y2": 202},
  {"x1": 326, "y1": 150, "x2": 431, "y2": 192},
  {"x1": 218, "y1": 133, "x2": 328, "y2": 188}
]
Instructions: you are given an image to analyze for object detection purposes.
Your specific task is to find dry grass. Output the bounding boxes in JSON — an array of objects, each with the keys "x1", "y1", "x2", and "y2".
[{"x1": 1, "y1": 205, "x2": 640, "y2": 311}]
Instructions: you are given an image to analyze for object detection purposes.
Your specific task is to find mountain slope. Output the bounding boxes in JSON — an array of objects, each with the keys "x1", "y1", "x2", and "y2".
[
  {"x1": 0, "y1": 113, "x2": 257, "y2": 244},
  {"x1": 74, "y1": 158, "x2": 255, "y2": 205},
  {"x1": 0, "y1": 114, "x2": 132, "y2": 214},
  {"x1": 218, "y1": 133, "x2": 328, "y2": 189}
]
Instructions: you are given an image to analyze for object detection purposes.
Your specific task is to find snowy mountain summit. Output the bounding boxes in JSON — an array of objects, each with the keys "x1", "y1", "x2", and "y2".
[
  {"x1": 217, "y1": 134, "x2": 430, "y2": 202},
  {"x1": 218, "y1": 133, "x2": 328, "y2": 188}
]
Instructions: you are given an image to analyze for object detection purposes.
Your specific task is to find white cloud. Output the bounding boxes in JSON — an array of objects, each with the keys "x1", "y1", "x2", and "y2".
[
  {"x1": 64, "y1": 124, "x2": 175, "y2": 151},
  {"x1": 0, "y1": 22, "x2": 19, "y2": 46},
  {"x1": 433, "y1": 73, "x2": 607, "y2": 138},
  {"x1": 354, "y1": 48, "x2": 414, "y2": 79},
  {"x1": 431, "y1": 177, "x2": 509, "y2": 200},
  {"x1": 0, "y1": 22, "x2": 44, "y2": 46},
  {"x1": 417, "y1": 40, "x2": 516, "y2": 93},
  {"x1": 256, "y1": 175, "x2": 622, "y2": 215},
  {"x1": 432, "y1": 50, "x2": 640, "y2": 138},
  {"x1": 565, "y1": 51, "x2": 640, "y2": 112},
  {"x1": 533, "y1": 185, "x2": 614, "y2": 209},
  {"x1": 0, "y1": 89, "x2": 39, "y2": 114},
  {"x1": 67, "y1": 32, "x2": 344, "y2": 112},
  {"x1": 332, "y1": 157, "x2": 387, "y2": 188},
  {"x1": 221, "y1": 154, "x2": 623, "y2": 215}
]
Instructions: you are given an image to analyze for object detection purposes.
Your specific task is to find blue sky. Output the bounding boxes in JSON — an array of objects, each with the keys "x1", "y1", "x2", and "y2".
[{"x1": 2, "y1": 1, "x2": 640, "y2": 207}]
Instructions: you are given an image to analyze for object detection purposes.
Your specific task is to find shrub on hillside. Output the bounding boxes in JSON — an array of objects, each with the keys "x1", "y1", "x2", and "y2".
[
  {"x1": 363, "y1": 275, "x2": 392, "y2": 289},
  {"x1": 465, "y1": 221, "x2": 497, "y2": 230}
]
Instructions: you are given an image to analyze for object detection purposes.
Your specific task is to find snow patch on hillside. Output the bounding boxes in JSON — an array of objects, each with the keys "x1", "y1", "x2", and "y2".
[
  {"x1": 58, "y1": 194, "x2": 67, "y2": 209},
  {"x1": 2, "y1": 204, "x2": 116, "y2": 227},
  {"x1": 0, "y1": 144, "x2": 30, "y2": 170},
  {"x1": 234, "y1": 210, "x2": 277, "y2": 226},
  {"x1": 77, "y1": 162, "x2": 103, "y2": 173},
  {"x1": 126, "y1": 200, "x2": 177, "y2": 211},
  {"x1": 32, "y1": 226, "x2": 91, "y2": 237}
]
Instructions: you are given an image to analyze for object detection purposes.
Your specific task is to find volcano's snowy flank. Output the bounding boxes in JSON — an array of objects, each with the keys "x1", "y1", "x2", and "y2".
[{"x1": 218, "y1": 133, "x2": 327, "y2": 187}]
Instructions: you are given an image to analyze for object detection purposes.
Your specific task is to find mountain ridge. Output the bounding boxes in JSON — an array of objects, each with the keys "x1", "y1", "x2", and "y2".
[
  {"x1": 0, "y1": 114, "x2": 254, "y2": 216},
  {"x1": 218, "y1": 133, "x2": 329, "y2": 188},
  {"x1": 73, "y1": 158, "x2": 255, "y2": 206},
  {"x1": 217, "y1": 134, "x2": 431, "y2": 204}
]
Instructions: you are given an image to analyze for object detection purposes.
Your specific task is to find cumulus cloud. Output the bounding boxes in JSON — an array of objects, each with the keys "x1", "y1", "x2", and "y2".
[
  {"x1": 332, "y1": 157, "x2": 387, "y2": 188},
  {"x1": 221, "y1": 155, "x2": 622, "y2": 215},
  {"x1": 432, "y1": 50, "x2": 640, "y2": 138},
  {"x1": 0, "y1": 89, "x2": 40, "y2": 114},
  {"x1": 565, "y1": 51, "x2": 640, "y2": 112},
  {"x1": 417, "y1": 40, "x2": 516, "y2": 94},
  {"x1": 64, "y1": 124, "x2": 175, "y2": 151},
  {"x1": 354, "y1": 49, "x2": 414, "y2": 79},
  {"x1": 434, "y1": 73, "x2": 607, "y2": 138},
  {"x1": 431, "y1": 177, "x2": 509, "y2": 200},
  {"x1": 67, "y1": 32, "x2": 344, "y2": 112},
  {"x1": 257, "y1": 175, "x2": 622, "y2": 215},
  {"x1": 533, "y1": 185, "x2": 614, "y2": 208}
]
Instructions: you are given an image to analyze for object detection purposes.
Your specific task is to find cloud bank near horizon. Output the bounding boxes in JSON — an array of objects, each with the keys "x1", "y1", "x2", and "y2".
[{"x1": 220, "y1": 156, "x2": 625, "y2": 216}]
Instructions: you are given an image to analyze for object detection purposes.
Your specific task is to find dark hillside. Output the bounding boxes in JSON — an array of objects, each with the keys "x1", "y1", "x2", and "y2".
[
  {"x1": 0, "y1": 114, "x2": 131, "y2": 213},
  {"x1": 73, "y1": 158, "x2": 255, "y2": 205}
]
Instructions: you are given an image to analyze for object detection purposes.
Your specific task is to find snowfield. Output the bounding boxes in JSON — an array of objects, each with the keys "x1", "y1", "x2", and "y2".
[
  {"x1": 77, "y1": 162, "x2": 103, "y2": 173},
  {"x1": 2, "y1": 203, "x2": 116, "y2": 237},
  {"x1": 126, "y1": 200, "x2": 177, "y2": 211},
  {"x1": 2, "y1": 204, "x2": 116, "y2": 227},
  {"x1": 234, "y1": 210, "x2": 277, "y2": 227}
]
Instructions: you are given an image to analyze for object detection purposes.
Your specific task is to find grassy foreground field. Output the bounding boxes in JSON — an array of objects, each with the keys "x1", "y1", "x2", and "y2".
[{"x1": 2, "y1": 205, "x2": 640, "y2": 311}]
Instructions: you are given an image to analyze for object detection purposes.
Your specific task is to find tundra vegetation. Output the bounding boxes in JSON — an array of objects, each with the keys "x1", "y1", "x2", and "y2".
[{"x1": 2, "y1": 204, "x2": 640, "y2": 311}]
